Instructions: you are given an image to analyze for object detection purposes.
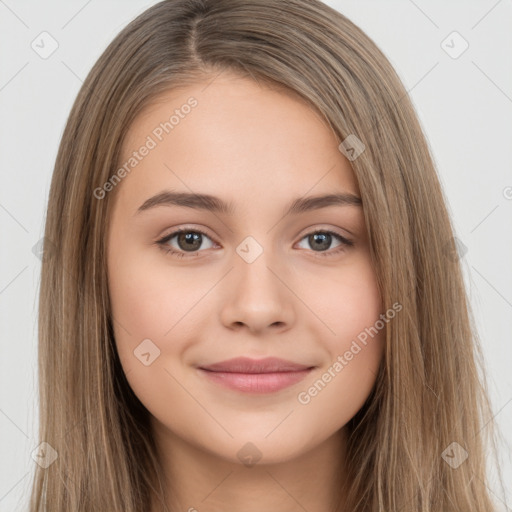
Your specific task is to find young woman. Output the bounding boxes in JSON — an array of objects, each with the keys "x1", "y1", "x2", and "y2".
[{"x1": 30, "y1": 0, "x2": 506, "y2": 510}]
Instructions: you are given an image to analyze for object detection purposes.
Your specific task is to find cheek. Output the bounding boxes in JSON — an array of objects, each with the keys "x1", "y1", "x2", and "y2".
[
  {"x1": 107, "y1": 247, "x2": 218, "y2": 389},
  {"x1": 108, "y1": 248, "x2": 199, "y2": 342},
  {"x1": 107, "y1": 253, "x2": 198, "y2": 419},
  {"x1": 108, "y1": 245, "x2": 173, "y2": 369},
  {"x1": 315, "y1": 255, "x2": 383, "y2": 344},
  {"x1": 304, "y1": 256, "x2": 384, "y2": 401}
]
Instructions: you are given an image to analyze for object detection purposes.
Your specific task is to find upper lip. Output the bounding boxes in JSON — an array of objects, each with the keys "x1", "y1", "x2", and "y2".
[{"x1": 199, "y1": 357, "x2": 313, "y2": 374}]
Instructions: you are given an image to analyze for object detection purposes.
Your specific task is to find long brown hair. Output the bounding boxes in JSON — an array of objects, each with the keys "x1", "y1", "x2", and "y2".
[{"x1": 30, "y1": 0, "x2": 505, "y2": 510}]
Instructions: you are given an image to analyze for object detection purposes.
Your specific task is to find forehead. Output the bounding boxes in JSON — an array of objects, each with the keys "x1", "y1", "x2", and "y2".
[{"x1": 115, "y1": 72, "x2": 359, "y2": 213}]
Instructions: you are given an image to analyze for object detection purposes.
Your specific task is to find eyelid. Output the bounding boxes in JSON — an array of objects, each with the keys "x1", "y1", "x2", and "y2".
[{"x1": 295, "y1": 223, "x2": 354, "y2": 242}]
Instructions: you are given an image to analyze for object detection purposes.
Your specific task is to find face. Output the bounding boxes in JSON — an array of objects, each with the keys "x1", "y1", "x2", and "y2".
[{"x1": 107, "y1": 71, "x2": 385, "y2": 466}]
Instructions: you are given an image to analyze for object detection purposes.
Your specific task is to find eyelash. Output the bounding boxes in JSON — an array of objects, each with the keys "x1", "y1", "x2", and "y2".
[{"x1": 155, "y1": 227, "x2": 354, "y2": 259}]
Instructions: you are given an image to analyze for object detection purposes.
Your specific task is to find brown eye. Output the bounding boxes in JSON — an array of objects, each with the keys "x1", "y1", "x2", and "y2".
[
  {"x1": 156, "y1": 228, "x2": 217, "y2": 257},
  {"x1": 175, "y1": 232, "x2": 203, "y2": 252}
]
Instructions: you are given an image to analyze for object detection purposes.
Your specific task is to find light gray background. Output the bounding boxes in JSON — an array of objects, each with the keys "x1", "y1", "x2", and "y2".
[{"x1": 1, "y1": 1, "x2": 511, "y2": 510}]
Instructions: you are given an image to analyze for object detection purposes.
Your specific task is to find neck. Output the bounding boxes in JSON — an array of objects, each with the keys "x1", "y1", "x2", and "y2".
[{"x1": 149, "y1": 421, "x2": 350, "y2": 512}]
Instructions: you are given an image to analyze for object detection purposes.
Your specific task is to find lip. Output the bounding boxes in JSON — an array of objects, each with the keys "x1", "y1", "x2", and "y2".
[{"x1": 198, "y1": 357, "x2": 314, "y2": 394}]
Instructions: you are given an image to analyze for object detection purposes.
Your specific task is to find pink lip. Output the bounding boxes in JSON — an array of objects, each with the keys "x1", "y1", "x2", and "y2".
[{"x1": 198, "y1": 357, "x2": 314, "y2": 394}]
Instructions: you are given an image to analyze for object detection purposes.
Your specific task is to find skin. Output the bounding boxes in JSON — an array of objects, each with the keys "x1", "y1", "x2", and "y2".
[{"x1": 107, "y1": 71, "x2": 385, "y2": 512}]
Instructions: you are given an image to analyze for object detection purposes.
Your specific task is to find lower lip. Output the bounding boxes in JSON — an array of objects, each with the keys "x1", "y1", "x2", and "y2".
[{"x1": 198, "y1": 368, "x2": 313, "y2": 393}]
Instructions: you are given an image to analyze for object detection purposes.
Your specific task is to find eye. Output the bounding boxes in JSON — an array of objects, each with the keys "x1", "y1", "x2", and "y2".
[
  {"x1": 155, "y1": 227, "x2": 354, "y2": 259},
  {"x1": 295, "y1": 230, "x2": 354, "y2": 257},
  {"x1": 155, "y1": 227, "x2": 218, "y2": 258}
]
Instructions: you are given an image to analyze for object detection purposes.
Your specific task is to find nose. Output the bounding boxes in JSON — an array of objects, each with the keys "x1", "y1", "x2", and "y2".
[{"x1": 219, "y1": 247, "x2": 296, "y2": 335}]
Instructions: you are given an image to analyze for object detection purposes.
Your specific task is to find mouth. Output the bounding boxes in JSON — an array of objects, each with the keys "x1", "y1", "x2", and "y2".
[{"x1": 197, "y1": 357, "x2": 315, "y2": 394}]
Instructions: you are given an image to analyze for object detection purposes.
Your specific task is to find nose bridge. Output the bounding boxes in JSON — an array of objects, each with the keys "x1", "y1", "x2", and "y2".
[
  {"x1": 234, "y1": 234, "x2": 284, "y2": 303},
  {"x1": 219, "y1": 234, "x2": 294, "y2": 332}
]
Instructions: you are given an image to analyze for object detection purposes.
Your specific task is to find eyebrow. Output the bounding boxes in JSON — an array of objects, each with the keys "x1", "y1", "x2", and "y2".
[{"x1": 135, "y1": 190, "x2": 362, "y2": 217}]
